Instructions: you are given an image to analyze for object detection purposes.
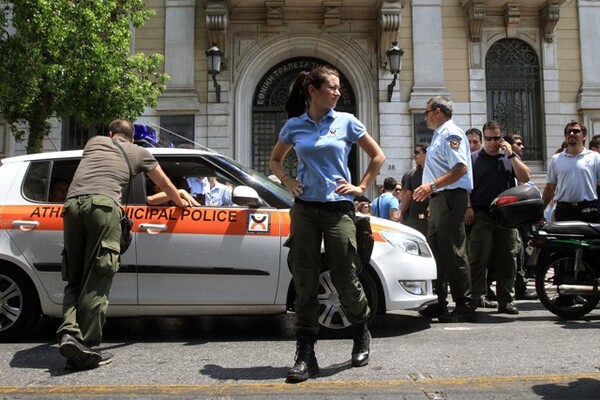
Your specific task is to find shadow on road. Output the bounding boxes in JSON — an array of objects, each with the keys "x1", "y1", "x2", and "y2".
[{"x1": 532, "y1": 377, "x2": 600, "y2": 399}]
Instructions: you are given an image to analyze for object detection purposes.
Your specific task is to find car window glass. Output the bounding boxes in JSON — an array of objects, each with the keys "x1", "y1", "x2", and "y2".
[
  {"x1": 48, "y1": 160, "x2": 79, "y2": 203},
  {"x1": 145, "y1": 157, "x2": 237, "y2": 207},
  {"x1": 23, "y1": 161, "x2": 50, "y2": 202}
]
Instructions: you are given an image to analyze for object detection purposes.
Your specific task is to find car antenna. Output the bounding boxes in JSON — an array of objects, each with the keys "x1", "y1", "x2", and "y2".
[{"x1": 147, "y1": 122, "x2": 216, "y2": 153}]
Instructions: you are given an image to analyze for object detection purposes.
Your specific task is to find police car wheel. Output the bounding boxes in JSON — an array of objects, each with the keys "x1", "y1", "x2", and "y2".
[
  {"x1": 0, "y1": 265, "x2": 41, "y2": 342},
  {"x1": 317, "y1": 268, "x2": 378, "y2": 331}
]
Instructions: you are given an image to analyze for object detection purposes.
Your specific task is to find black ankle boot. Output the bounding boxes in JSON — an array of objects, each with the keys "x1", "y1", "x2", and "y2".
[
  {"x1": 286, "y1": 334, "x2": 319, "y2": 382},
  {"x1": 351, "y1": 323, "x2": 371, "y2": 367}
]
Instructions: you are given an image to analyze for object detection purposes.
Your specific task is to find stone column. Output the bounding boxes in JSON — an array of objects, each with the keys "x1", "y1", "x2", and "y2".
[
  {"x1": 409, "y1": 0, "x2": 447, "y2": 110},
  {"x1": 577, "y1": 0, "x2": 600, "y2": 136},
  {"x1": 157, "y1": 0, "x2": 200, "y2": 112}
]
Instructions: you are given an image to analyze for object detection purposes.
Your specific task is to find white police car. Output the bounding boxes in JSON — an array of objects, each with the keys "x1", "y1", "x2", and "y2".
[{"x1": 0, "y1": 147, "x2": 436, "y2": 341}]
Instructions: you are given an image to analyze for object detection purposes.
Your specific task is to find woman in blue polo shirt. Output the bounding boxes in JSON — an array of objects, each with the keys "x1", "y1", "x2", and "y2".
[{"x1": 269, "y1": 65, "x2": 385, "y2": 383}]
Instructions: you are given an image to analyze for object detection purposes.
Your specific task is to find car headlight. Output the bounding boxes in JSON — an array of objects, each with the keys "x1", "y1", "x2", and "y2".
[{"x1": 380, "y1": 230, "x2": 432, "y2": 257}]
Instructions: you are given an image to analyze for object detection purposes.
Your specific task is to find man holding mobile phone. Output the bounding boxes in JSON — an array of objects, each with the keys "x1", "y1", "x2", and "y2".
[{"x1": 466, "y1": 120, "x2": 531, "y2": 315}]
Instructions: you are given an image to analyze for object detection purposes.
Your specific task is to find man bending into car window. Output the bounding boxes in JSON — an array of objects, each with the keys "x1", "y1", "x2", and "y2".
[{"x1": 56, "y1": 119, "x2": 188, "y2": 370}]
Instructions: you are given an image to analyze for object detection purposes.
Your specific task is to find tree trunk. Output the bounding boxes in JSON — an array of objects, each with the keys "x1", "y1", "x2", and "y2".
[{"x1": 26, "y1": 115, "x2": 48, "y2": 154}]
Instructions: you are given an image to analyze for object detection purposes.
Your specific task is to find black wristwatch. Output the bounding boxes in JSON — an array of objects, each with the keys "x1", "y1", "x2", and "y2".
[{"x1": 507, "y1": 153, "x2": 517, "y2": 159}]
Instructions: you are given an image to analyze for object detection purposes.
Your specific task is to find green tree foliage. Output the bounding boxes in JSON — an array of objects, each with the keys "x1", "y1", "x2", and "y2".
[{"x1": 0, "y1": 0, "x2": 169, "y2": 153}]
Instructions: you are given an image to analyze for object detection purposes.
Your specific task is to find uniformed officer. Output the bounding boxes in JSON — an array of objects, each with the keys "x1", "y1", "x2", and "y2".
[
  {"x1": 413, "y1": 96, "x2": 475, "y2": 323},
  {"x1": 56, "y1": 119, "x2": 188, "y2": 370},
  {"x1": 270, "y1": 65, "x2": 385, "y2": 382}
]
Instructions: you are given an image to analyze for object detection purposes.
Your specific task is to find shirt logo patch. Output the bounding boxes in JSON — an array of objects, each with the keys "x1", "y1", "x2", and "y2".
[
  {"x1": 328, "y1": 129, "x2": 337, "y2": 137},
  {"x1": 446, "y1": 134, "x2": 462, "y2": 150},
  {"x1": 247, "y1": 213, "x2": 270, "y2": 234}
]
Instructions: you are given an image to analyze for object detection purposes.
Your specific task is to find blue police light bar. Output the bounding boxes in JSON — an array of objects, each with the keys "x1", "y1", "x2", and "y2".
[{"x1": 133, "y1": 124, "x2": 159, "y2": 147}]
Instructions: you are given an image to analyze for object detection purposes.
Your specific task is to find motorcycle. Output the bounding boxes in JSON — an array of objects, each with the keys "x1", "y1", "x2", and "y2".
[{"x1": 490, "y1": 185, "x2": 600, "y2": 319}]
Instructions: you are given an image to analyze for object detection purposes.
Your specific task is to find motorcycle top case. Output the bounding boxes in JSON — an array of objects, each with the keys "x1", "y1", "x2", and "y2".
[{"x1": 489, "y1": 184, "x2": 544, "y2": 228}]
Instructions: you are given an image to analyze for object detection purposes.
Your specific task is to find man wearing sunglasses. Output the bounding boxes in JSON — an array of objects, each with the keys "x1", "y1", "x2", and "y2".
[
  {"x1": 543, "y1": 121, "x2": 600, "y2": 223},
  {"x1": 467, "y1": 120, "x2": 531, "y2": 315}
]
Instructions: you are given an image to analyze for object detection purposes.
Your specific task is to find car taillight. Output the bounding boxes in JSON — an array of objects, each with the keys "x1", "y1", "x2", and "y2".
[{"x1": 495, "y1": 195, "x2": 521, "y2": 206}]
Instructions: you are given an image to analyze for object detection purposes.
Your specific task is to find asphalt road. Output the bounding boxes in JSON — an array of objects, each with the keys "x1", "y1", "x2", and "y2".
[{"x1": 1, "y1": 298, "x2": 599, "y2": 399}]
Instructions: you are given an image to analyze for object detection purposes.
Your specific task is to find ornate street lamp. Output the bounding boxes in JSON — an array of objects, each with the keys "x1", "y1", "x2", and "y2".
[
  {"x1": 386, "y1": 41, "x2": 404, "y2": 102},
  {"x1": 206, "y1": 43, "x2": 222, "y2": 103}
]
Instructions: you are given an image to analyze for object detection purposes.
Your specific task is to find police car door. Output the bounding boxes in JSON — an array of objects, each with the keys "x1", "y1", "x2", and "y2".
[
  {"x1": 1, "y1": 158, "x2": 137, "y2": 307},
  {"x1": 135, "y1": 156, "x2": 282, "y2": 306}
]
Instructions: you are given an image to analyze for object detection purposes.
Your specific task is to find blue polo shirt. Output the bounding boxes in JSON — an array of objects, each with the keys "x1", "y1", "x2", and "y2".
[
  {"x1": 422, "y1": 119, "x2": 473, "y2": 191},
  {"x1": 279, "y1": 109, "x2": 366, "y2": 203},
  {"x1": 547, "y1": 148, "x2": 600, "y2": 202}
]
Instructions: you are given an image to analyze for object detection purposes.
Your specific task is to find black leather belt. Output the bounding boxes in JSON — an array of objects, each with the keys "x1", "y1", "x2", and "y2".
[{"x1": 557, "y1": 200, "x2": 597, "y2": 207}]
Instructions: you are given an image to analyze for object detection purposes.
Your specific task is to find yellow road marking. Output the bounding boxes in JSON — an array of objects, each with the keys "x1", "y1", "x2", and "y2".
[{"x1": 0, "y1": 372, "x2": 598, "y2": 396}]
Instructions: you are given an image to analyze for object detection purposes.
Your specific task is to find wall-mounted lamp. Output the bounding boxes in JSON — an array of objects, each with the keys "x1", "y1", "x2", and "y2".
[
  {"x1": 386, "y1": 41, "x2": 404, "y2": 102},
  {"x1": 206, "y1": 43, "x2": 222, "y2": 103}
]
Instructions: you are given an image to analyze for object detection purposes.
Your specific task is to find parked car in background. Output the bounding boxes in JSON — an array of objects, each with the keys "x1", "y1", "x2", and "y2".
[{"x1": 0, "y1": 147, "x2": 437, "y2": 341}]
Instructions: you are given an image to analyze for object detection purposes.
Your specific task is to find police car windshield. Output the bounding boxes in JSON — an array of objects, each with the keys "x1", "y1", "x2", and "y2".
[{"x1": 220, "y1": 157, "x2": 293, "y2": 205}]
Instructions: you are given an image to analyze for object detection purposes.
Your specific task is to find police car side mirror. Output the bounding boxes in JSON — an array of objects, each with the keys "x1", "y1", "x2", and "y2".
[{"x1": 232, "y1": 185, "x2": 261, "y2": 208}]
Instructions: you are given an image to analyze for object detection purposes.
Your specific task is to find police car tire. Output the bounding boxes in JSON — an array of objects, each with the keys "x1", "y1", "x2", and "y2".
[
  {"x1": 0, "y1": 265, "x2": 41, "y2": 342},
  {"x1": 316, "y1": 266, "x2": 379, "y2": 332}
]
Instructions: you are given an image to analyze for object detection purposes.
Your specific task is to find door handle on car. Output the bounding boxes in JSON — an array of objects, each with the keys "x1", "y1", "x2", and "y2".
[
  {"x1": 12, "y1": 220, "x2": 40, "y2": 231},
  {"x1": 138, "y1": 223, "x2": 168, "y2": 234}
]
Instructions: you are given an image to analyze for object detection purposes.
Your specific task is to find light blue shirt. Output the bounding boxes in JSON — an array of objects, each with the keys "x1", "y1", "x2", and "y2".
[
  {"x1": 205, "y1": 181, "x2": 232, "y2": 206},
  {"x1": 547, "y1": 148, "x2": 600, "y2": 202},
  {"x1": 279, "y1": 109, "x2": 366, "y2": 202},
  {"x1": 371, "y1": 192, "x2": 400, "y2": 220},
  {"x1": 187, "y1": 176, "x2": 209, "y2": 197},
  {"x1": 422, "y1": 119, "x2": 473, "y2": 191}
]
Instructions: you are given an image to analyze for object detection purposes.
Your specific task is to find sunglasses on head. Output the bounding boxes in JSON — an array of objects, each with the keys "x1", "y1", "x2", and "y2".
[{"x1": 484, "y1": 136, "x2": 501, "y2": 142}]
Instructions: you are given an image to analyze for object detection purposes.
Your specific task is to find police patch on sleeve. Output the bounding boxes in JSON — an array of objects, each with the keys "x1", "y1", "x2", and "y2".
[
  {"x1": 247, "y1": 212, "x2": 270, "y2": 234},
  {"x1": 446, "y1": 134, "x2": 462, "y2": 150}
]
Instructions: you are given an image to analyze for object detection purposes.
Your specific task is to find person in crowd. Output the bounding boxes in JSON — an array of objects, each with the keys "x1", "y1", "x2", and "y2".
[
  {"x1": 56, "y1": 119, "x2": 188, "y2": 370},
  {"x1": 269, "y1": 65, "x2": 385, "y2": 382},
  {"x1": 400, "y1": 142, "x2": 429, "y2": 237},
  {"x1": 392, "y1": 182, "x2": 402, "y2": 204},
  {"x1": 49, "y1": 178, "x2": 70, "y2": 203},
  {"x1": 370, "y1": 176, "x2": 400, "y2": 222},
  {"x1": 412, "y1": 96, "x2": 475, "y2": 323},
  {"x1": 204, "y1": 176, "x2": 233, "y2": 206},
  {"x1": 466, "y1": 120, "x2": 531, "y2": 315},
  {"x1": 542, "y1": 120, "x2": 600, "y2": 223},
  {"x1": 589, "y1": 134, "x2": 600, "y2": 153},
  {"x1": 542, "y1": 121, "x2": 600, "y2": 307},
  {"x1": 504, "y1": 133, "x2": 525, "y2": 157},
  {"x1": 589, "y1": 135, "x2": 600, "y2": 213},
  {"x1": 466, "y1": 127, "x2": 482, "y2": 153},
  {"x1": 356, "y1": 201, "x2": 371, "y2": 215}
]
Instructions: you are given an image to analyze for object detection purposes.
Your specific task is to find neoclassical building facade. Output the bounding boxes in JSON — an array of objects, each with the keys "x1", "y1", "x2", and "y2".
[{"x1": 2, "y1": 0, "x2": 599, "y2": 194}]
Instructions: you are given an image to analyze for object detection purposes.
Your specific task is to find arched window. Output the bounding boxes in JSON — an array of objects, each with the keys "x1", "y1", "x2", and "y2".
[
  {"x1": 486, "y1": 39, "x2": 544, "y2": 161},
  {"x1": 251, "y1": 57, "x2": 357, "y2": 179}
]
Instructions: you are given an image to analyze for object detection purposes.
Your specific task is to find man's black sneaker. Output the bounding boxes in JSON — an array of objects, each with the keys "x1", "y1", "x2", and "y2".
[
  {"x1": 97, "y1": 350, "x2": 114, "y2": 366},
  {"x1": 64, "y1": 350, "x2": 113, "y2": 370},
  {"x1": 419, "y1": 304, "x2": 448, "y2": 317},
  {"x1": 59, "y1": 334, "x2": 101, "y2": 370},
  {"x1": 438, "y1": 309, "x2": 477, "y2": 323}
]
